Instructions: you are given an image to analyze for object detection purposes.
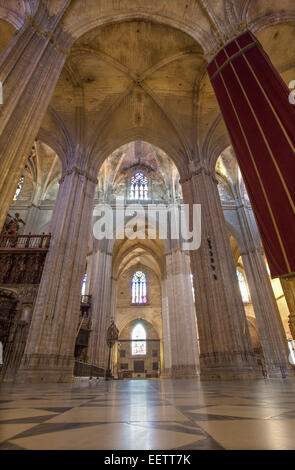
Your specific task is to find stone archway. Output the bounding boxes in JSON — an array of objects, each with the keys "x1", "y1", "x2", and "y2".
[{"x1": 116, "y1": 318, "x2": 161, "y2": 380}]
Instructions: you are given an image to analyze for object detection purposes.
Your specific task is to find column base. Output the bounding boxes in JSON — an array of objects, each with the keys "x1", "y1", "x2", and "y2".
[
  {"x1": 16, "y1": 370, "x2": 74, "y2": 384},
  {"x1": 15, "y1": 353, "x2": 75, "y2": 384},
  {"x1": 164, "y1": 364, "x2": 199, "y2": 378},
  {"x1": 0, "y1": 368, "x2": 18, "y2": 382},
  {"x1": 200, "y1": 366, "x2": 260, "y2": 381},
  {"x1": 199, "y1": 352, "x2": 260, "y2": 380},
  {"x1": 265, "y1": 363, "x2": 293, "y2": 379}
]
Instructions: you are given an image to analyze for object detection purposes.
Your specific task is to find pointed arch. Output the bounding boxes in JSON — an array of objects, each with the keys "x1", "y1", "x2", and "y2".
[{"x1": 132, "y1": 322, "x2": 147, "y2": 356}]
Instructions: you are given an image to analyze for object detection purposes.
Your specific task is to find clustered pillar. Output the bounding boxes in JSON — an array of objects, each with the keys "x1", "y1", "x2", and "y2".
[
  {"x1": 162, "y1": 245, "x2": 199, "y2": 377},
  {"x1": 208, "y1": 30, "x2": 295, "y2": 279},
  {"x1": 236, "y1": 203, "x2": 290, "y2": 376},
  {"x1": 87, "y1": 239, "x2": 113, "y2": 369},
  {"x1": 0, "y1": 2, "x2": 72, "y2": 230},
  {"x1": 181, "y1": 168, "x2": 259, "y2": 380},
  {"x1": 17, "y1": 166, "x2": 97, "y2": 383}
]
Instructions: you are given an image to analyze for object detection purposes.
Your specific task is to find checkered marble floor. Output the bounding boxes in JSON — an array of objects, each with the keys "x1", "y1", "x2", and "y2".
[{"x1": 0, "y1": 377, "x2": 295, "y2": 450}]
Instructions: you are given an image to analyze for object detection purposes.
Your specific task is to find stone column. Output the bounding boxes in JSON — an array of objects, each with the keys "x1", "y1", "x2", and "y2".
[
  {"x1": 208, "y1": 31, "x2": 295, "y2": 279},
  {"x1": 164, "y1": 246, "x2": 199, "y2": 377},
  {"x1": 161, "y1": 277, "x2": 172, "y2": 376},
  {"x1": 109, "y1": 276, "x2": 118, "y2": 377},
  {"x1": 87, "y1": 239, "x2": 113, "y2": 369},
  {"x1": 24, "y1": 204, "x2": 42, "y2": 234},
  {"x1": 16, "y1": 165, "x2": 97, "y2": 383},
  {"x1": 0, "y1": 2, "x2": 71, "y2": 229},
  {"x1": 280, "y1": 277, "x2": 295, "y2": 340},
  {"x1": 110, "y1": 276, "x2": 117, "y2": 321},
  {"x1": 181, "y1": 168, "x2": 259, "y2": 380},
  {"x1": 23, "y1": 164, "x2": 43, "y2": 234},
  {"x1": 236, "y1": 204, "x2": 290, "y2": 376}
]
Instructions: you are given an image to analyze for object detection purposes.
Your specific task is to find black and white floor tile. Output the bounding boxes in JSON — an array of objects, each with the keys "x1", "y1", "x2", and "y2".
[{"x1": 0, "y1": 377, "x2": 295, "y2": 450}]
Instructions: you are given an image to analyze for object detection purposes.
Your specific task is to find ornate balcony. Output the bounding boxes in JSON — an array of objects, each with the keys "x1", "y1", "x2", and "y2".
[
  {"x1": 0, "y1": 234, "x2": 51, "y2": 285},
  {"x1": 0, "y1": 234, "x2": 51, "y2": 251},
  {"x1": 75, "y1": 295, "x2": 93, "y2": 361}
]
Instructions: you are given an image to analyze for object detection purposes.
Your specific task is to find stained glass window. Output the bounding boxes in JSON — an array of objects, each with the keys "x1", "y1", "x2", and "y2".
[
  {"x1": 132, "y1": 271, "x2": 147, "y2": 304},
  {"x1": 236, "y1": 270, "x2": 250, "y2": 303},
  {"x1": 13, "y1": 176, "x2": 24, "y2": 201},
  {"x1": 81, "y1": 273, "x2": 87, "y2": 296},
  {"x1": 130, "y1": 172, "x2": 148, "y2": 200},
  {"x1": 132, "y1": 323, "x2": 146, "y2": 355},
  {"x1": 190, "y1": 274, "x2": 195, "y2": 302}
]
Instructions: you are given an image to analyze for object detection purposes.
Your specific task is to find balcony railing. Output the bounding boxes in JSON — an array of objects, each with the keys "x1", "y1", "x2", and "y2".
[
  {"x1": 0, "y1": 235, "x2": 51, "y2": 285},
  {"x1": 76, "y1": 295, "x2": 92, "y2": 340},
  {"x1": 0, "y1": 234, "x2": 51, "y2": 251},
  {"x1": 81, "y1": 295, "x2": 92, "y2": 308}
]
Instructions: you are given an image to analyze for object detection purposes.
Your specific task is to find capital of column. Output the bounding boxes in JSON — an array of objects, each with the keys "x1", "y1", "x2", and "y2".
[
  {"x1": 207, "y1": 29, "x2": 262, "y2": 82},
  {"x1": 240, "y1": 247, "x2": 264, "y2": 257},
  {"x1": 236, "y1": 202, "x2": 251, "y2": 210},
  {"x1": 205, "y1": 22, "x2": 249, "y2": 62},
  {"x1": 179, "y1": 165, "x2": 218, "y2": 186},
  {"x1": 165, "y1": 247, "x2": 184, "y2": 257},
  {"x1": 59, "y1": 166, "x2": 98, "y2": 185},
  {"x1": 24, "y1": 15, "x2": 70, "y2": 57},
  {"x1": 280, "y1": 274, "x2": 295, "y2": 282}
]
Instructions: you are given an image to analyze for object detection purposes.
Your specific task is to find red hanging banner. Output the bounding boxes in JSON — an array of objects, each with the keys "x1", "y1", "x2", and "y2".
[{"x1": 208, "y1": 31, "x2": 295, "y2": 278}]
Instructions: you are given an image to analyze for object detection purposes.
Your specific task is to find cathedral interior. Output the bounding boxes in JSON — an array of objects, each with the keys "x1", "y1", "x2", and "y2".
[{"x1": 0, "y1": 0, "x2": 295, "y2": 451}]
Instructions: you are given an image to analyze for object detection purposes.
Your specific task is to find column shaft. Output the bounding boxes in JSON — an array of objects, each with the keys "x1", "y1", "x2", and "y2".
[
  {"x1": 236, "y1": 205, "x2": 290, "y2": 376},
  {"x1": 164, "y1": 249, "x2": 199, "y2": 377},
  {"x1": 161, "y1": 277, "x2": 172, "y2": 376},
  {"x1": 208, "y1": 31, "x2": 295, "y2": 278},
  {"x1": 0, "y1": 4, "x2": 70, "y2": 229},
  {"x1": 87, "y1": 240, "x2": 113, "y2": 369},
  {"x1": 181, "y1": 170, "x2": 258, "y2": 380},
  {"x1": 16, "y1": 168, "x2": 96, "y2": 383}
]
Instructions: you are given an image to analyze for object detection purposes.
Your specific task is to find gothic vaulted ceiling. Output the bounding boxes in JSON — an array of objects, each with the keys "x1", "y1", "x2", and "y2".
[{"x1": 1, "y1": 1, "x2": 295, "y2": 177}]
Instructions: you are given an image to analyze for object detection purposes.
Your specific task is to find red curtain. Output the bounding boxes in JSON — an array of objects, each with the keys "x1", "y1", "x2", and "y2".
[{"x1": 208, "y1": 31, "x2": 295, "y2": 278}]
